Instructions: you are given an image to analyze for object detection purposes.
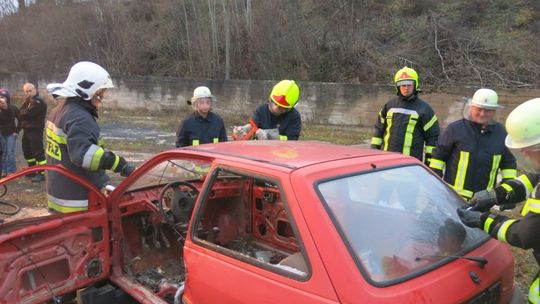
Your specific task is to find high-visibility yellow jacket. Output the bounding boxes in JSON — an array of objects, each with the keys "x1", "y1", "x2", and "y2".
[
  {"x1": 479, "y1": 173, "x2": 540, "y2": 303},
  {"x1": 430, "y1": 119, "x2": 517, "y2": 199},
  {"x1": 371, "y1": 95, "x2": 440, "y2": 161}
]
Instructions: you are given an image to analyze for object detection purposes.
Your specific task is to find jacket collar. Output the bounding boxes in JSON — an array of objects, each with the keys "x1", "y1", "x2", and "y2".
[{"x1": 66, "y1": 97, "x2": 99, "y2": 118}]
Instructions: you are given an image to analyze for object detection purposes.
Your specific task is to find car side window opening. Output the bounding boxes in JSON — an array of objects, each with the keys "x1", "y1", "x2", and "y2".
[{"x1": 193, "y1": 169, "x2": 308, "y2": 278}]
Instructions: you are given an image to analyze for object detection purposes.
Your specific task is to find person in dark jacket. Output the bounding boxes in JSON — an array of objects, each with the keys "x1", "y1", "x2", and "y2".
[
  {"x1": 371, "y1": 67, "x2": 440, "y2": 163},
  {"x1": 45, "y1": 61, "x2": 135, "y2": 213},
  {"x1": 429, "y1": 89, "x2": 516, "y2": 200},
  {"x1": 233, "y1": 80, "x2": 302, "y2": 141},
  {"x1": 175, "y1": 86, "x2": 227, "y2": 147},
  {"x1": 19, "y1": 83, "x2": 47, "y2": 181},
  {"x1": 457, "y1": 97, "x2": 540, "y2": 303},
  {"x1": 0, "y1": 89, "x2": 18, "y2": 176}
]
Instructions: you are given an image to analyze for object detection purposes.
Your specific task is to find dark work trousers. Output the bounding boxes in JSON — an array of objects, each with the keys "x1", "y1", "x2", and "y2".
[{"x1": 22, "y1": 128, "x2": 46, "y2": 166}]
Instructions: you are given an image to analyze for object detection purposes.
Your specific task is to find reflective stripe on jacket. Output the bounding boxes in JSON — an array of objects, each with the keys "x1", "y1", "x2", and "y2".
[
  {"x1": 371, "y1": 96, "x2": 439, "y2": 161},
  {"x1": 429, "y1": 119, "x2": 516, "y2": 199},
  {"x1": 45, "y1": 98, "x2": 110, "y2": 213},
  {"x1": 480, "y1": 175, "x2": 540, "y2": 303},
  {"x1": 176, "y1": 111, "x2": 228, "y2": 147}
]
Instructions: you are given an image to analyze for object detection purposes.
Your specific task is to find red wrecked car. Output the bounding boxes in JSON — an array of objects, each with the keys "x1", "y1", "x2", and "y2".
[{"x1": 0, "y1": 141, "x2": 523, "y2": 303}]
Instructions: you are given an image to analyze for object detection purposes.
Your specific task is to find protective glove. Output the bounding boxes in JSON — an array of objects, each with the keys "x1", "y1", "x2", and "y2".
[
  {"x1": 431, "y1": 168, "x2": 443, "y2": 178},
  {"x1": 370, "y1": 144, "x2": 381, "y2": 150},
  {"x1": 456, "y1": 207, "x2": 484, "y2": 229},
  {"x1": 424, "y1": 154, "x2": 432, "y2": 167},
  {"x1": 265, "y1": 129, "x2": 279, "y2": 140},
  {"x1": 468, "y1": 189, "x2": 497, "y2": 212},
  {"x1": 102, "y1": 152, "x2": 135, "y2": 177},
  {"x1": 120, "y1": 162, "x2": 136, "y2": 177},
  {"x1": 233, "y1": 124, "x2": 252, "y2": 138},
  {"x1": 255, "y1": 128, "x2": 268, "y2": 140}
]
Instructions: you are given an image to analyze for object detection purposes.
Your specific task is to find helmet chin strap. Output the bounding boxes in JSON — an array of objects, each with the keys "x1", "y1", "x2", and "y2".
[{"x1": 75, "y1": 88, "x2": 89, "y2": 100}]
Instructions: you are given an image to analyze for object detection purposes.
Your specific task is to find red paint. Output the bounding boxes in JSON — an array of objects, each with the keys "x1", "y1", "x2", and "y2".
[{"x1": 0, "y1": 142, "x2": 521, "y2": 303}]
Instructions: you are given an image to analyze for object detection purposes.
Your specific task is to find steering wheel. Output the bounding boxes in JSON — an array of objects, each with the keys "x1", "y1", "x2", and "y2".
[{"x1": 157, "y1": 181, "x2": 199, "y2": 230}]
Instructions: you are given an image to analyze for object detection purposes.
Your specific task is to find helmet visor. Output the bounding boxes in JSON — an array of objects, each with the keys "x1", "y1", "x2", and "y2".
[{"x1": 508, "y1": 143, "x2": 540, "y2": 174}]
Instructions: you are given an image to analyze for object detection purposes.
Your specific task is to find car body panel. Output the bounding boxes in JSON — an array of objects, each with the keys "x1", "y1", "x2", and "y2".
[
  {"x1": 0, "y1": 166, "x2": 110, "y2": 304},
  {"x1": 0, "y1": 142, "x2": 521, "y2": 304}
]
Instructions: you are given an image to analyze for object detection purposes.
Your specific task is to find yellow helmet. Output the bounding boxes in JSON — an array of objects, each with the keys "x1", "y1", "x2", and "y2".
[
  {"x1": 394, "y1": 66, "x2": 419, "y2": 91},
  {"x1": 269, "y1": 80, "x2": 300, "y2": 109}
]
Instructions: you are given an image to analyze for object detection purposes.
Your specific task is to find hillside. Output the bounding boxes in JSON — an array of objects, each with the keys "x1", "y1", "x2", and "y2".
[{"x1": 0, "y1": 0, "x2": 539, "y2": 88}]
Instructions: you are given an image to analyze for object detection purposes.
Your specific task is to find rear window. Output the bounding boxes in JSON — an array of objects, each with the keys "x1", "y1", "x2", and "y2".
[{"x1": 317, "y1": 165, "x2": 487, "y2": 285}]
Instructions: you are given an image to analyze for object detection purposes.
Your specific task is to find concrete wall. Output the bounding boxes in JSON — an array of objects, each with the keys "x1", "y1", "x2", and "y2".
[{"x1": 1, "y1": 73, "x2": 539, "y2": 128}]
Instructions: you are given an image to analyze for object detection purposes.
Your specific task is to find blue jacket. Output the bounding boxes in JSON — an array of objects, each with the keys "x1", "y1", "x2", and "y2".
[
  {"x1": 176, "y1": 111, "x2": 227, "y2": 147},
  {"x1": 371, "y1": 95, "x2": 440, "y2": 161},
  {"x1": 430, "y1": 119, "x2": 517, "y2": 199},
  {"x1": 252, "y1": 104, "x2": 301, "y2": 140}
]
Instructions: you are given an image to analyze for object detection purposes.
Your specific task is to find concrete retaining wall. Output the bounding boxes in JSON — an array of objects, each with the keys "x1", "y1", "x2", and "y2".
[{"x1": 1, "y1": 73, "x2": 539, "y2": 128}]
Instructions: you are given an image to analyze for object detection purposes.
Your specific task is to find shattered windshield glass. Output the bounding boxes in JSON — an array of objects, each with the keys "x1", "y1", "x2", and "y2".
[
  {"x1": 127, "y1": 159, "x2": 211, "y2": 191},
  {"x1": 317, "y1": 165, "x2": 487, "y2": 284}
]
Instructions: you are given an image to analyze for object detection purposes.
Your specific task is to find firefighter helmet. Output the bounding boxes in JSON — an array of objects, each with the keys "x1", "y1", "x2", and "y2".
[
  {"x1": 47, "y1": 61, "x2": 114, "y2": 100},
  {"x1": 394, "y1": 66, "x2": 419, "y2": 91},
  {"x1": 193, "y1": 86, "x2": 213, "y2": 100},
  {"x1": 505, "y1": 98, "x2": 540, "y2": 173},
  {"x1": 470, "y1": 88, "x2": 502, "y2": 109},
  {"x1": 269, "y1": 80, "x2": 300, "y2": 109}
]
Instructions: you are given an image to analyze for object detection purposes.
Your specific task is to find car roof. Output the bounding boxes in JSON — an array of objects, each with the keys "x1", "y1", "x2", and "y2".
[{"x1": 182, "y1": 140, "x2": 393, "y2": 169}]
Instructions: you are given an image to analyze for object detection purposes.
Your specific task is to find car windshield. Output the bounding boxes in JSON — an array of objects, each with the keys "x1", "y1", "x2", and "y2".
[
  {"x1": 127, "y1": 159, "x2": 211, "y2": 191},
  {"x1": 317, "y1": 165, "x2": 487, "y2": 285}
]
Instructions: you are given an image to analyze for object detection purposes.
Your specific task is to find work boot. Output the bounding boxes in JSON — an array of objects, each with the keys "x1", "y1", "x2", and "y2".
[{"x1": 31, "y1": 174, "x2": 45, "y2": 183}]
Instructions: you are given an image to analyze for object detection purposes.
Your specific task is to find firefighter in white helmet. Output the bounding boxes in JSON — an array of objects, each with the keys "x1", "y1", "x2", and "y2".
[
  {"x1": 175, "y1": 86, "x2": 227, "y2": 147},
  {"x1": 457, "y1": 98, "x2": 540, "y2": 303},
  {"x1": 429, "y1": 88, "x2": 517, "y2": 200},
  {"x1": 46, "y1": 61, "x2": 136, "y2": 213}
]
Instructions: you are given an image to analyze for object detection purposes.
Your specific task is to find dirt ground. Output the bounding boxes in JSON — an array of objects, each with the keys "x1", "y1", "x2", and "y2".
[{"x1": 0, "y1": 109, "x2": 535, "y2": 297}]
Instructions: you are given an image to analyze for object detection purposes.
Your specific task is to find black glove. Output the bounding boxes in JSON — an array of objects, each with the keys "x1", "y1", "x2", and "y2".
[
  {"x1": 101, "y1": 152, "x2": 135, "y2": 176},
  {"x1": 456, "y1": 207, "x2": 484, "y2": 229},
  {"x1": 468, "y1": 190, "x2": 497, "y2": 212},
  {"x1": 120, "y1": 162, "x2": 135, "y2": 177},
  {"x1": 431, "y1": 168, "x2": 443, "y2": 178},
  {"x1": 370, "y1": 144, "x2": 381, "y2": 150}
]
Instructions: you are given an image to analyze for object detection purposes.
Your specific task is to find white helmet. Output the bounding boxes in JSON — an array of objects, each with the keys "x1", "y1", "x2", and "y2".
[
  {"x1": 505, "y1": 98, "x2": 540, "y2": 173},
  {"x1": 47, "y1": 61, "x2": 114, "y2": 100},
  {"x1": 189, "y1": 86, "x2": 215, "y2": 106},
  {"x1": 470, "y1": 88, "x2": 502, "y2": 109},
  {"x1": 193, "y1": 86, "x2": 213, "y2": 99}
]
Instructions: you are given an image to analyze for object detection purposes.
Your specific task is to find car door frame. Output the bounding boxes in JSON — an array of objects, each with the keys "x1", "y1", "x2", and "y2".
[
  {"x1": 0, "y1": 165, "x2": 110, "y2": 304},
  {"x1": 182, "y1": 160, "x2": 340, "y2": 304}
]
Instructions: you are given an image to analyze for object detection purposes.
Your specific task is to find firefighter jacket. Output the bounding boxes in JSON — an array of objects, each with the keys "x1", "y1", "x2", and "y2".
[
  {"x1": 176, "y1": 111, "x2": 228, "y2": 147},
  {"x1": 478, "y1": 173, "x2": 540, "y2": 303},
  {"x1": 45, "y1": 98, "x2": 111, "y2": 213},
  {"x1": 0, "y1": 104, "x2": 19, "y2": 136},
  {"x1": 371, "y1": 95, "x2": 440, "y2": 161},
  {"x1": 252, "y1": 104, "x2": 301, "y2": 140},
  {"x1": 18, "y1": 95, "x2": 47, "y2": 130},
  {"x1": 429, "y1": 119, "x2": 517, "y2": 199}
]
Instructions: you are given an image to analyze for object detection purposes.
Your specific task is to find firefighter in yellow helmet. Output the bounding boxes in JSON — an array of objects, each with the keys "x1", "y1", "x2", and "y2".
[
  {"x1": 457, "y1": 98, "x2": 540, "y2": 303},
  {"x1": 371, "y1": 67, "x2": 440, "y2": 163},
  {"x1": 234, "y1": 80, "x2": 301, "y2": 140}
]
